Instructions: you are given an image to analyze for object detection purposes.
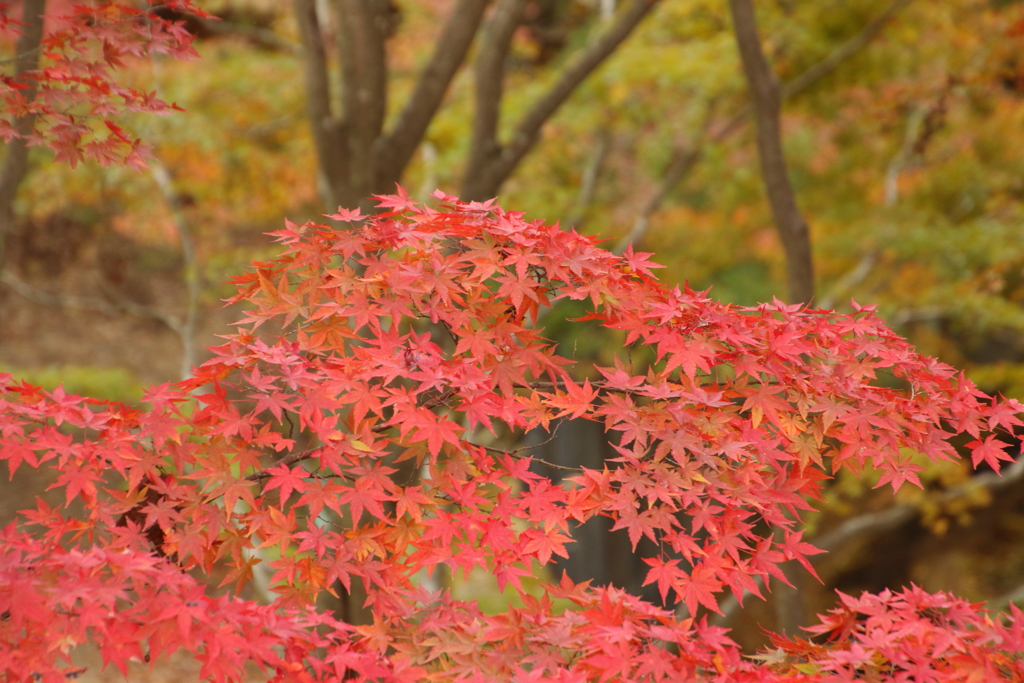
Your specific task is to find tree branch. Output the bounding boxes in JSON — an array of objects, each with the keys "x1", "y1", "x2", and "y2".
[
  {"x1": 817, "y1": 456, "x2": 1024, "y2": 554},
  {"x1": 818, "y1": 251, "x2": 877, "y2": 311},
  {"x1": 463, "y1": 0, "x2": 660, "y2": 201},
  {"x1": 613, "y1": 145, "x2": 701, "y2": 255},
  {"x1": 293, "y1": 0, "x2": 349, "y2": 209},
  {"x1": 566, "y1": 127, "x2": 612, "y2": 230},
  {"x1": 771, "y1": 525, "x2": 804, "y2": 636},
  {"x1": 191, "y1": 15, "x2": 301, "y2": 54},
  {"x1": 150, "y1": 159, "x2": 201, "y2": 380},
  {"x1": 335, "y1": 0, "x2": 391, "y2": 204},
  {"x1": 462, "y1": 0, "x2": 528, "y2": 198},
  {"x1": 781, "y1": 0, "x2": 914, "y2": 99},
  {"x1": 819, "y1": 94, "x2": 925, "y2": 310},
  {"x1": 622, "y1": 0, "x2": 913, "y2": 262},
  {"x1": 334, "y1": 0, "x2": 359, "y2": 130},
  {"x1": 729, "y1": 0, "x2": 813, "y2": 304},
  {"x1": 0, "y1": 45, "x2": 42, "y2": 67},
  {"x1": 362, "y1": 2, "x2": 392, "y2": 142},
  {"x1": 0, "y1": 268, "x2": 184, "y2": 334},
  {"x1": 374, "y1": 0, "x2": 490, "y2": 192}
]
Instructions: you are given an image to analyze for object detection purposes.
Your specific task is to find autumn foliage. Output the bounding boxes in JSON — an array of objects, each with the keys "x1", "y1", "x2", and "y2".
[
  {"x1": 0, "y1": 190, "x2": 1022, "y2": 681},
  {"x1": 1, "y1": 0, "x2": 205, "y2": 168}
]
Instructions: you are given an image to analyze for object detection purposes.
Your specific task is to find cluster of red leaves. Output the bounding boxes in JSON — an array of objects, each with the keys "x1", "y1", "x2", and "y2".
[
  {"x1": 2, "y1": 190, "x2": 1023, "y2": 681},
  {"x1": 0, "y1": 1, "x2": 206, "y2": 168},
  {"x1": 772, "y1": 585, "x2": 1024, "y2": 680}
]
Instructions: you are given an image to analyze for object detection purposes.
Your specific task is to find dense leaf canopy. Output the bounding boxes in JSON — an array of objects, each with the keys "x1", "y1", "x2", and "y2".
[{"x1": 3, "y1": 194, "x2": 1023, "y2": 681}]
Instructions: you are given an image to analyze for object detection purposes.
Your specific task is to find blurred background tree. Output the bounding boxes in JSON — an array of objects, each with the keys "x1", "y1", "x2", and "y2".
[{"x1": 3, "y1": 0, "x2": 1024, "y2": 653}]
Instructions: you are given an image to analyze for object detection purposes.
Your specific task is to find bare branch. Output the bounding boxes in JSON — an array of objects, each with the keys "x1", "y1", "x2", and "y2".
[
  {"x1": 150, "y1": 159, "x2": 201, "y2": 380},
  {"x1": 566, "y1": 127, "x2": 612, "y2": 230},
  {"x1": 1, "y1": 151, "x2": 204, "y2": 357},
  {"x1": 613, "y1": 145, "x2": 701, "y2": 255},
  {"x1": 0, "y1": 268, "x2": 184, "y2": 334},
  {"x1": 414, "y1": 142, "x2": 439, "y2": 201},
  {"x1": 463, "y1": 0, "x2": 660, "y2": 201},
  {"x1": 818, "y1": 456, "x2": 1024, "y2": 554},
  {"x1": 988, "y1": 584, "x2": 1024, "y2": 613},
  {"x1": 884, "y1": 104, "x2": 927, "y2": 206},
  {"x1": 626, "y1": 0, "x2": 913, "y2": 256},
  {"x1": 1, "y1": 269, "x2": 119, "y2": 318},
  {"x1": 729, "y1": 0, "x2": 813, "y2": 304},
  {"x1": 818, "y1": 251, "x2": 878, "y2": 311},
  {"x1": 820, "y1": 94, "x2": 926, "y2": 310},
  {"x1": 781, "y1": 0, "x2": 914, "y2": 99},
  {"x1": 294, "y1": 0, "x2": 349, "y2": 209},
  {"x1": 891, "y1": 306, "x2": 945, "y2": 328},
  {"x1": 374, "y1": 0, "x2": 490, "y2": 191},
  {"x1": 0, "y1": 45, "x2": 42, "y2": 68},
  {"x1": 192, "y1": 16, "x2": 301, "y2": 54},
  {"x1": 463, "y1": 0, "x2": 528, "y2": 197}
]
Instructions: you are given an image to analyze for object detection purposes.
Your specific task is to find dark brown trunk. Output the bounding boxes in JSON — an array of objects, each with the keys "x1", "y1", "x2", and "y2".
[
  {"x1": 729, "y1": 0, "x2": 814, "y2": 304},
  {"x1": 0, "y1": 0, "x2": 47, "y2": 257},
  {"x1": 294, "y1": 0, "x2": 659, "y2": 210}
]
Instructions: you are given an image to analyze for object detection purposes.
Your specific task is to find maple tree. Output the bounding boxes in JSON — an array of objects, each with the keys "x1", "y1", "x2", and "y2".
[
  {"x1": 0, "y1": 0, "x2": 205, "y2": 168},
  {"x1": 2, "y1": 191, "x2": 1024, "y2": 681}
]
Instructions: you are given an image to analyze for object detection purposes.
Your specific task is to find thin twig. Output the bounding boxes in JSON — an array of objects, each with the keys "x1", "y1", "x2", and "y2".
[
  {"x1": 818, "y1": 251, "x2": 878, "y2": 311},
  {"x1": 613, "y1": 145, "x2": 702, "y2": 255},
  {"x1": 566, "y1": 127, "x2": 612, "y2": 229},
  {"x1": 479, "y1": 443, "x2": 583, "y2": 473},
  {"x1": 780, "y1": 0, "x2": 915, "y2": 100},
  {"x1": 0, "y1": 45, "x2": 42, "y2": 67},
  {"x1": 246, "y1": 446, "x2": 320, "y2": 481},
  {"x1": 822, "y1": 86, "x2": 947, "y2": 310},
  {"x1": 988, "y1": 583, "x2": 1024, "y2": 613},
  {"x1": 0, "y1": 268, "x2": 185, "y2": 333}
]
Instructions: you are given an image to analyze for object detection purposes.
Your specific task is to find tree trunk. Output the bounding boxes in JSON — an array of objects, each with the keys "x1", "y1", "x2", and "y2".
[
  {"x1": 461, "y1": 0, "x2": 660, "y2": 202},
  {"x1": 0, "y1": 0, "x2": 47, "y2": 258},
  {"x1": 293, "y1": 0, "x2": 660, "y2": 211},
  {"x1": 729, "y1": 0, "x2": 814, "y2": 305}
]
